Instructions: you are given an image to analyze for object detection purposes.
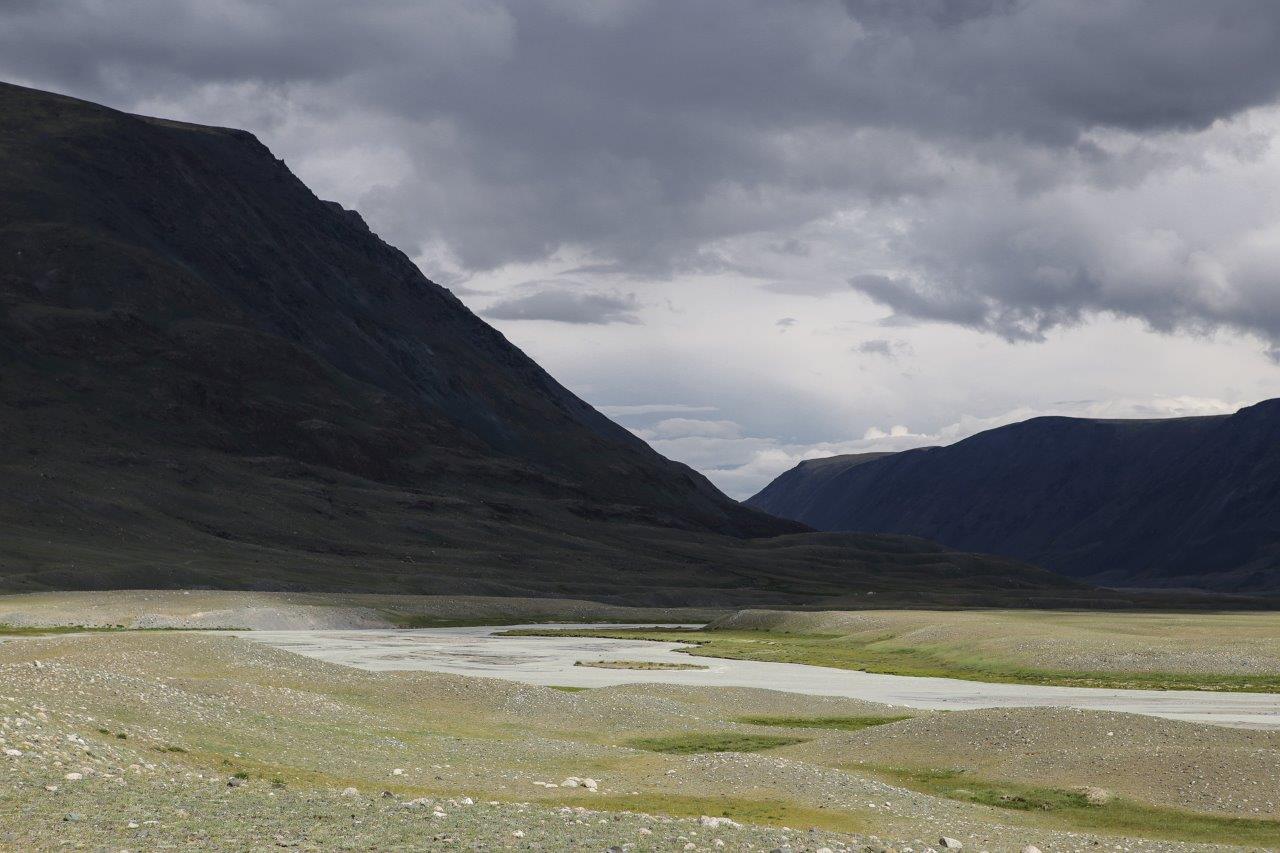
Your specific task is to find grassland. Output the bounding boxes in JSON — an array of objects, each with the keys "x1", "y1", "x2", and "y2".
[
  {"x1": 866, "y1": 767, "x2": 1280, "y2": 848},
  {"x1": 505, "y1": 607, "x2": 1280, "y2": 692}
]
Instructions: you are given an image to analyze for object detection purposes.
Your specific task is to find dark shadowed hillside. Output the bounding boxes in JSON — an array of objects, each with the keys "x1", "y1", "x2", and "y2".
[
  {"x1": 0, "y1": 81, "x2": 1117, "y2": 606},
  {"x1": 748, "y1": 402, "x2": 1280, "y2": 593}
]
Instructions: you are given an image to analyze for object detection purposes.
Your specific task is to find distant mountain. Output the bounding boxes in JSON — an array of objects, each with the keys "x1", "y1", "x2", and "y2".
[
  {"x1": 0, "y1": 81, "x2": 1103, "y2": 607},
  {"x1": 748, "y1": 402, "x2": 1280, "y2": 593}
]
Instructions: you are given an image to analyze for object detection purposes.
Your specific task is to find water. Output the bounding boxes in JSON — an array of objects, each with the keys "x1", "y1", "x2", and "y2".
[{"x1": 236, "y1": 623, "x2": 1280, "y2": 730}]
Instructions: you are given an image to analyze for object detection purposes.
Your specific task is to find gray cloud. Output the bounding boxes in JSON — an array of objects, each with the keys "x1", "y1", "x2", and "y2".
[
  {"x1": 481, "y1": 289, "x2": 641, "y2": 325},
  {"x1": 597, "y1": 403, "x2": 718, "y2": 418},
  {"x1": 854, "y1": 338, "x2": 913, "y2": 359},
  {"x1": 4, "y1": 0, "x2": 1280, "y2": 351}
]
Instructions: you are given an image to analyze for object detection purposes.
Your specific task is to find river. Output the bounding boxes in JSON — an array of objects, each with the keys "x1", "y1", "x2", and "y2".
[{"x1": 236, "y1": 623, "x2": 1280, "y2": 730}]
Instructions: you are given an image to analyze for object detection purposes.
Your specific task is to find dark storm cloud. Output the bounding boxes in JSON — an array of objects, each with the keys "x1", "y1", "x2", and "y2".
[
  {"x1": 481, "y1": 289, "x2": 641, "y2": 325},
  {"x1": 4, "y1": 1, "x2": 1280, "y2": 346}
]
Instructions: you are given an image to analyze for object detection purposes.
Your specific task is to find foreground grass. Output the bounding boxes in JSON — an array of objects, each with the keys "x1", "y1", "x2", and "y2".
[
  {"x1": 626, "y1": 733, "x2": 808, "y2": 754},
  {"x1": 868, "y1": 766, "x2": 1280, "y2": 847},
  {"x1": 503, "y1": 627, "x2": 1280, "y2": 692},
  {"x1": 737, "y1": 714, "x2": 911, "y2": 731}
]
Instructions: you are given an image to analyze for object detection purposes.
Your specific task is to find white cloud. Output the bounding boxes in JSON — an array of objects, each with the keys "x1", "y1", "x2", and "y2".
[{"x1": 640, "y1": 418, "x2": 743, "y2": 440}]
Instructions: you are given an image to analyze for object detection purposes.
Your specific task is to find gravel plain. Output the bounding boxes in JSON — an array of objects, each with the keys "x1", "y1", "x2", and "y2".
[{"x1": 2, "y1": 593, "x2": 1278, "y2": 851}]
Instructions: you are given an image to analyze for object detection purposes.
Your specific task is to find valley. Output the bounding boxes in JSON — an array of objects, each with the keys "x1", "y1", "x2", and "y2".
[{"x1": 3, "y1": 592, "x2": 1279, "y2": 850}]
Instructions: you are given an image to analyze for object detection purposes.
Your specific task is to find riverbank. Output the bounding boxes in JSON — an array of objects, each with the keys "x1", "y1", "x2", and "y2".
[{"x1": 3, "y1": 628, "x2": 1276, "y2": 850}]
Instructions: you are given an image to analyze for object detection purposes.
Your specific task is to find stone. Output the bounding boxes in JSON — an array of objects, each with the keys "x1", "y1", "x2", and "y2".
[
  {"x1": 341, "y1": 787, "x2": 359, "y2": 797},
  {"x1": 64, "y1": 772, "x2": 83, "y2": 781},
  {"x1": 940, "y1": 838, "x2": 963, "y2": 850},
  {"x1": 1080, "y1": 786, "x2": 1114, "y2": 805},
  {"x1": 1021, "y1": 847, "x2": 1044, "y2": 853}
]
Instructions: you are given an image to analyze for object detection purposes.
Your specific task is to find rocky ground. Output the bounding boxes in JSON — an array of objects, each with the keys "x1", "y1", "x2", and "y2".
[
  {"x1": 2, "y1": 622, "x2": 1276, "y2": 851},
  {"x1": 0, "y1": 591, "x2": 722, "y2": 631}
]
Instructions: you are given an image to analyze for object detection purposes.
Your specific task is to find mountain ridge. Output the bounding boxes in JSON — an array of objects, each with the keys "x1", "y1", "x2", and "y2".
[
  {"x1": 747, "y1": 400, "x2": 1280, "y2": 593},
  {"x1": 0, "y1": 80, "x2": 1120, "y2": 607}
]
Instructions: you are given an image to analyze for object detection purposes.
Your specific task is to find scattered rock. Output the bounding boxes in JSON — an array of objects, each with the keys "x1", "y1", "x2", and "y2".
[
  {"x1": 1079, "y1": 786, "x2": 1114, "y2": 805},
  {"x1": 698, "y1": 815, "x2": 741, "y2": 829},
  {"x1": 939, "y1": 837, "x2": 963, "y2": 850}
]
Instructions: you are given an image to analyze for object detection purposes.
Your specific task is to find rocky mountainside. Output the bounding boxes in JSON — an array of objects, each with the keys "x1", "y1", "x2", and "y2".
[
  {"x1": 748, "y1": 401, "x2": 1280, "y2": 593},
  {"x1": 0, "y1": 81, "x2": 1113, "y2": 606}
]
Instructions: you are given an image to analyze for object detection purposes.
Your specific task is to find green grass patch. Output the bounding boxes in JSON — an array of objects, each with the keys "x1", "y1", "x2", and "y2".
[
  {"x1": 561, "y1": 793, "x2": 866, "y2": 834},
  {"x1": 0, "y1": 623, "x2": 121, "y2": 636},
  {"x1": 625, "y1": 733, "x2": 807, "y2": 754},
  {"x1": 870, "y1": 766, "x2": 1280, "y2": 846},
  {"x1": 575, "y1": 659, "x2": 707, "y2": 670},
  {"x1": 547, "y1": 685, "x2": 592, "y2": 692},
  {"x1": 504, "y1": 627, "x2": 1280, "y2": 693},
  {"x1": 737, "y1": 714, "x2": 911, "y2": 731}
]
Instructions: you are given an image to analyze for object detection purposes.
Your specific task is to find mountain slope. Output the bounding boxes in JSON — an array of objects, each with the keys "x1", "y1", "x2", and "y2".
[
  {"x1": 749, "y1": 452, "x2": 899, "y2": 524},
  {"x1": 0, "y1": 81, "x2": 1104, "y2": 605},
  {"x1": 747, "y1": 402, "x2": 1280, "y2": 593}
]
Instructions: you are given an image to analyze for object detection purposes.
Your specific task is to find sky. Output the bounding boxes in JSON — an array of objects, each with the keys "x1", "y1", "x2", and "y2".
[{"x1": 4, "y1": 0, "x2": 1280, "y2": 497}]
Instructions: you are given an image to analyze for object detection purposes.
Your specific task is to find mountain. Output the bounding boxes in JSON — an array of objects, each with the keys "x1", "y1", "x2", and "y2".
[
  {"x1": 748, "y1": 402, "x2": 1280, "y2": 593},
  {"x1": 0, "y1": 81, "x2": 1110, "y2": 607}
]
